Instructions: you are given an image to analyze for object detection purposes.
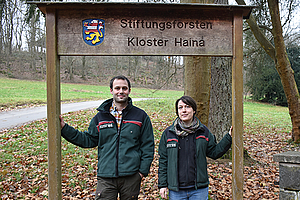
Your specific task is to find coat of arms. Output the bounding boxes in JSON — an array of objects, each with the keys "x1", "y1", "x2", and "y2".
[{"x1": 83, "y1": 19, "x2": 105, "y2": 46}]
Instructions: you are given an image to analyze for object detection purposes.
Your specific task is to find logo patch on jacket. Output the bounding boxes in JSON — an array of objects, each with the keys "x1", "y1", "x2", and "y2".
[
  {"x1": 98, "y1": 123, "x2": 113, "y2": 129},
  {"x1": 167, "y1": 143, "x2": 177, "y2": 148},
  {"x1": 83, "y1": 19, "x2": 105, "y2": 46},
  {"x1": 97, "y1": 121, "x2": 114, "y2": 132}
]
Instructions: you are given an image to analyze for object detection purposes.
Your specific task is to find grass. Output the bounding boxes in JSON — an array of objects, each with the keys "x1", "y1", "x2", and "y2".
[
  {"x1": 0, "y1": 77, "x2": 183, "y2": 108},
  {"x1": 244, "y1": 100, "x2": 291, "y2": 132}
]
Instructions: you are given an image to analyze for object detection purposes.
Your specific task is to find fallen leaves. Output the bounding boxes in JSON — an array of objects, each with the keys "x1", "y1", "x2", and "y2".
[{"x1": 0, "y1": 102, "x2": 299, "y2": 199}]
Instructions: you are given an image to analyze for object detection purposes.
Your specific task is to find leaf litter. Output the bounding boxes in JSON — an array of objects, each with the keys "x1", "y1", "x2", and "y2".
[{"x1": 0, "y1": 104, "x2": 299, "y2": 199}]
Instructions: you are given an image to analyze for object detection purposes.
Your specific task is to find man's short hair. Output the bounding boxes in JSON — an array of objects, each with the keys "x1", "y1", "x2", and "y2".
[{"x1": 110, "y1": 75, "x2": 131, "y2": 90}]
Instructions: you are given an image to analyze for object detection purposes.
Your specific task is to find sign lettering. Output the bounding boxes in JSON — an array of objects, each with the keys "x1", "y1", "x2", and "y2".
[{"x1": 120, "y1": 19, "x2": 213, "y2": 31}]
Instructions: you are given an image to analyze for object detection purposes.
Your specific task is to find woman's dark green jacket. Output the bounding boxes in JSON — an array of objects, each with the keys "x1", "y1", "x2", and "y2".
[{"x1": 158, "y1": 118, "x2": 232, "y2": 191}]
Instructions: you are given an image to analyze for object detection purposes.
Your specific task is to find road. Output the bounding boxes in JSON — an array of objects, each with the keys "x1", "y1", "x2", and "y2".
[{"x1": 0, "y1": 98, "x2": 148, "y2": 131}]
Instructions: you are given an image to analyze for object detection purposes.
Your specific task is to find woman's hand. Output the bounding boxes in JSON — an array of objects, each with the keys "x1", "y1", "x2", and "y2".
[{"x1": 159, "y1": 188, "x2": 168, "y2": 199}]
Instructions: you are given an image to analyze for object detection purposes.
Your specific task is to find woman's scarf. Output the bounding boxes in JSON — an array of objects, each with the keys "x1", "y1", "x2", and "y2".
[{"x1": 174, "y1": 117, "x2": 200, "y2": 137}]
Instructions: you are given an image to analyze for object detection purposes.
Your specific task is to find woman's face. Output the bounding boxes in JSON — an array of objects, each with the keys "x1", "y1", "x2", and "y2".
[{"x1": 177, "y1": 100, "x2": 195, "y2": 125}]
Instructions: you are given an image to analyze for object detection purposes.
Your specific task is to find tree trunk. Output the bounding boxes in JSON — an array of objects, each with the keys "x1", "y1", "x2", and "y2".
[
  {"x1": 81, "y1": 56, "x2": 87, "y2": 80},
  {"x1": 133, "y1": 56, "x2": 140, "y2": 82},
  {"x1": 5, "y1": 0, "x2": 13, "y2": 55},
  {"x1": 181, "y1": 0, "x2": 214, "y2": 126},
  {"x1": 208, "y1": 57, "x2": 232, "y2": 142},
  {"x1": 127, "y1": 57, "x2": 131, "y2": 77},
  {"x1": 267, "y1": 0, "x2": 300, "y2": 142},
  {"x1": 98, "y1": 57, "x2": 103, "y2": 82},
  {"x1": 0, "y1": 0, "x2": 3, "y2": 55},
  {"x1": 206, "y1": 0, "x2": 232, "y2": 142},
  {"x1": 184, "y1": 56, "x2": 211, "y2": 125}
]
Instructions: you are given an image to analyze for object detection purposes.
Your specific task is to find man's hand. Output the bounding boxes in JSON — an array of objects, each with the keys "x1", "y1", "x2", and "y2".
[
  {"x1": 159, "y1": 188, "x2": 168, "y2": 199},
  {"x1": 138, "y1": 172, "x2": 144, "y2": 179},
  {"x1": 59, "y1": 115, "x2": 66, "y2": 129},
  {"x1": 229, "y1": 126, "x2": 233, "y2": 136}
]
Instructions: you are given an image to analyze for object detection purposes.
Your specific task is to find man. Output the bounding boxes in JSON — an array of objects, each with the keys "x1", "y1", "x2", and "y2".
[{"x1": 59, "y1": 75, "x2": 154, "y2": 199}]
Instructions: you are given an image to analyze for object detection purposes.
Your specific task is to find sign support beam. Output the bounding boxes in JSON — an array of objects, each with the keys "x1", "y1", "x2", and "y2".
[
  {"x1": 232, "y1": 10, "x2": 244, "y2": 200},
  {"x1": 46, "y1": 8, "x2": 62, "y2": 200}
]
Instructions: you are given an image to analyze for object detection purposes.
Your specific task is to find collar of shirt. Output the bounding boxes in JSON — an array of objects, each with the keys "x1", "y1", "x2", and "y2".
[
  {"x1": 110, "y1": 102, "x2": 125, "y2": 114},
  {"x1": 110, "y1": 102, "x2": 125, "y2": 129}
]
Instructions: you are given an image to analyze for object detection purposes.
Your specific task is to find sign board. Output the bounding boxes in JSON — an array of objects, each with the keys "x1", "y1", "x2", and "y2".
[{"x1": 37, "y1": 3, "x2": 252, "y2": 56}]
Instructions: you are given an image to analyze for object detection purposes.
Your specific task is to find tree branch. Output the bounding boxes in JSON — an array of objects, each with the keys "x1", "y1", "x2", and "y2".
[{"x1": 235, "y1": 0, "x2": 276, "y2": 61}]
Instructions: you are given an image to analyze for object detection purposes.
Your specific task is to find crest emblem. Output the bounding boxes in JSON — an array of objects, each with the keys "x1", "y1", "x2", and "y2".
[{"x1": 83, "y1": 19, "x2": 105, "y2": 46}]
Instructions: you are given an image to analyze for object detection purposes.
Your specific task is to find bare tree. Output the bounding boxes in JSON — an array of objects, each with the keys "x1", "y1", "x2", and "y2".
[
  {"x1": 237, "y1": 0, "x2": 300, "y2": 142},
  {"x1": 0, "y1": 0, "x2": 4, "y2": 56}
]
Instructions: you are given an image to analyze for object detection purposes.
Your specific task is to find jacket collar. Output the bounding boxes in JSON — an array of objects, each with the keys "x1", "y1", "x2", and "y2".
[
  {"x1": 97, "y1": 97, "x2": 133, "y2": 112},
  {"x1": 169, "y1": 117, "x2": 204, "y2": 133}
]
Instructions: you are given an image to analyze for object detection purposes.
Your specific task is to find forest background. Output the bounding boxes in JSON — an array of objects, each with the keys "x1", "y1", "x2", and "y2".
[{"x1": 0, "y1": 0, "x2": 300, "y2": 107}]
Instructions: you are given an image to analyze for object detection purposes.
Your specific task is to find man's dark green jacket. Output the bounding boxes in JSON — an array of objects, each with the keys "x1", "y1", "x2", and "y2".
[
  {"x1": 61, "y1": 98, "x2": 154, "y2": 178},
  {"x1": 158, "y1": 118, "x2": 232, "y2": 191}
]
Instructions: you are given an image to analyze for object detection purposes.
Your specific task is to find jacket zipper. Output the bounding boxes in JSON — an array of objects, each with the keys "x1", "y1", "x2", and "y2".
[
  {"x1": 186, "y1": 136, "x2": 190, "y2": 187},
  {"x1": 194, "y1": 134, "x2": 198, "y2": 189},
  {"x1": 176, "y1": 135, "x2": 180, "y2": 191},
  {"x1": 109, "y1": 112, "x2": 121, "y2": 177},
  {"x1": 115, "y1": 112, "x2": 124, "y2": 177},
  {"x1": 116, "y1": 127, "x2": 120, "y2": 177}
]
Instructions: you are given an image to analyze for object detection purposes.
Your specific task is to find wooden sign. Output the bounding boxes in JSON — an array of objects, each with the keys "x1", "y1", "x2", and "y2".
[
  {"x1": 30, "y1": 2, "x2": 254, "y2": 200},
  {"x1": 37, "y1": 3, "x2": 252, "y2": 56}
]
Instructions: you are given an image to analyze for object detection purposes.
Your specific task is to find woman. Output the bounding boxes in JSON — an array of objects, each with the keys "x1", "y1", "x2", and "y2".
[{"x1": 158, "y1": 96, "x2": 232, "y2": 200}]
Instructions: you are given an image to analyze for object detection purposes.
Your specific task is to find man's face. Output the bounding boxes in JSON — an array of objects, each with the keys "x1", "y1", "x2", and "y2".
[{"x1": 110, "y1": 79, "x2": 131, "y2": 103}]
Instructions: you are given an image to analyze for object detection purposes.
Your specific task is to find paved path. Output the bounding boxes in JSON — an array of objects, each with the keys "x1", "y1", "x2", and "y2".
[{"x1": 0, "y1": 98, "x2": 148, "y2": 131}]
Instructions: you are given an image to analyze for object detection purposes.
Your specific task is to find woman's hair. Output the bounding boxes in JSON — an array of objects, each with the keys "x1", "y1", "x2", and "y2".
[{"x1": 175, "y1": 96, "x2": 197, "y2": 117}]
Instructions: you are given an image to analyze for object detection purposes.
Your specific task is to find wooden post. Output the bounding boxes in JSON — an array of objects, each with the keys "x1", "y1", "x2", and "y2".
[
  {"x1": 46, "y1": 8, "x2": 62, "y2": 200},
  {"x1": 232, "y1": 11, "x2": 244, "y2": 200}
]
